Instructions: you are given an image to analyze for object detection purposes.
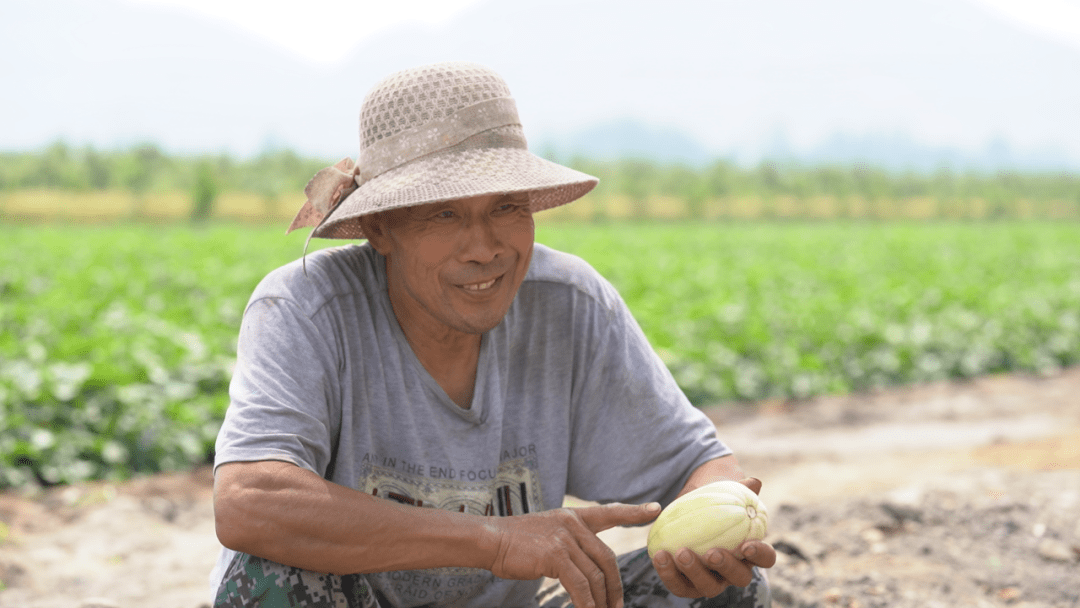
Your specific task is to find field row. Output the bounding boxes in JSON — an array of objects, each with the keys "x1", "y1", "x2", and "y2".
[
  {"x1": 539, "y1": 222, "x2": 1080, "y2": 402},
  {"x1": 4, "y1": 188, "x2": 1080, "y2": 223},
  {"x1": 1, "y1": 221, "x2": 1078, "y2": 486}
]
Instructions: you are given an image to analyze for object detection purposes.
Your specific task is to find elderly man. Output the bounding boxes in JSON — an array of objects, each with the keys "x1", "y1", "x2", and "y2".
[{"x1": 211, "y1": 61, "x2": 775, "y2": 608}]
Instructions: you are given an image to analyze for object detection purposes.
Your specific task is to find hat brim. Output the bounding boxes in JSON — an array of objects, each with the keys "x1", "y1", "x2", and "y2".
[{"x1": 311, "y1": 146, "x2": 598, "y2": 240}]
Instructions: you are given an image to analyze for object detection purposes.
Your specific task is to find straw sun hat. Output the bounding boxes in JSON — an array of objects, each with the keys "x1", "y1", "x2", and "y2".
[{"x1": 288, "y1": 61, "x2": 599, "y2": 240}]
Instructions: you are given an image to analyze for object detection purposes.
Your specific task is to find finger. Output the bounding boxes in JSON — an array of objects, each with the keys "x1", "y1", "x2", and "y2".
[
  {"x1": 571, "y1": 522, "x2": 623, "y2": 608},
  {"x1": 551, "y1": 511, "x2": 618, "y2": 608},
  {"x1": 738, "y1": 540, "x2": 777, "y2": 569},
  {"x1": 565, "y1": 541, "x2": 613, "y2": 608},
  {"x1": 577, "y1": 502, "x2": 661, "y2": 534},
  {"x1": 652, "y1": 550, "x2": 697, "y2": 598},
  {"x1": 557, "y1": 557, "x2": 600, "y2": 608},
  {"x1": 704, "y1": 548, "x2": 753, "y2": 588},
  {"x1": 675, "y1": 549, "x2": 731, "y2": 597},
  {"x1": 599, "y1": 544, "x2": 624, "y2": 608},
  {"x1": 739, "y1": 477, "x2": 763, "y2": 495}
]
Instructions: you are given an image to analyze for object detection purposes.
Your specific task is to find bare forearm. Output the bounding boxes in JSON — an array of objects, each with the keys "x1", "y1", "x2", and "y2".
[
  {"x1": 214, "y1": 461, "x2": 498, "y2": 575},
  {"x1": 678, "y1": 454, "x2": 750, "y2": 497}
]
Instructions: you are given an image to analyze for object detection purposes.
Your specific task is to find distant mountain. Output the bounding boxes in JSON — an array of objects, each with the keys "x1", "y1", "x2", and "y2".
[
  {"x1": 538, "y1": 120, "x2": 714, "y2": 165},
  {"x1": 2, "y1": 0, "x2": 334, "y2": 154},
  {"x1": 3, "y1": 0, "x2": 1080, "y2": 171},
  {"x1": 803, "y1": 132, "x2": 1080, "y2": 173},
  {"x1": 541, "y1": 123, "x2": 1080, "y2": 172}
]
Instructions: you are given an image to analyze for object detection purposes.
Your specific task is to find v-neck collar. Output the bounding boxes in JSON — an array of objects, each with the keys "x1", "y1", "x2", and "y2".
[{"x1": 371, "y1": 253, "x2": 490, "y2": 425}]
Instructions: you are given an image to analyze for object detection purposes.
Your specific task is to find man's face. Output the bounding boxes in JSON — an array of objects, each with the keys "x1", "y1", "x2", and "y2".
[{"x1": 365, "y1": 193, "x2": 535, "y2": 337}]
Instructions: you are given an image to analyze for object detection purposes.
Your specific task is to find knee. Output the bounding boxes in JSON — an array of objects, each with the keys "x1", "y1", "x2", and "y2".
[{"x1": 742, "y1": 566, "x2": 771, "y2": 607}]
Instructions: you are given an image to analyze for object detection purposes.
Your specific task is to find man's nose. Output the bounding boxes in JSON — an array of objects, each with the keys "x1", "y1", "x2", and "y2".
[{"x1": 459, "y1": 216, "x2": 504, "y2": 264}]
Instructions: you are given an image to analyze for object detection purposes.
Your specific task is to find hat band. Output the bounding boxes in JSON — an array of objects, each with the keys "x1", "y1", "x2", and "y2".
[{"x1": 358, "y1": 96, "x2": 523, "y2": 183}]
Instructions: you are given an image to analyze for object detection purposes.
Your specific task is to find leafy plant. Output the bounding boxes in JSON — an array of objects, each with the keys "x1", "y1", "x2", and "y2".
[
  {"x1": 1, "y1": 221, "x2": 1078, "y2": 487},
  {"x1": 537, "y1": 221, "x2": 1080, "y2": 403},
  {"x1": 0, "y1": 225, "x2": 332, "y2": 486}
]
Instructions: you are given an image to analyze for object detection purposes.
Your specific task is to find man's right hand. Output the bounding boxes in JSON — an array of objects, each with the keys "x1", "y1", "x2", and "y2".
[{"x1": 484, "y1": 502, "x2": 661, "y2": 608}]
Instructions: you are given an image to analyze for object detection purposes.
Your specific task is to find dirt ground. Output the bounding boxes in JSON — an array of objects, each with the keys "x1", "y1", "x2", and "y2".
[{"x1": 1, "y1": 368, "x2": 1078, "y2": 608}]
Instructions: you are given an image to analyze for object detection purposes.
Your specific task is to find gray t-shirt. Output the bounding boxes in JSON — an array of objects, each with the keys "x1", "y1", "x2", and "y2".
[{"x1": 210, "y1": 242, "x2": 730, "y2": 607}]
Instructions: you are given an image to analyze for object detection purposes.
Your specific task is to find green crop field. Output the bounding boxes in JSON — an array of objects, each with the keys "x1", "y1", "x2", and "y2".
[
  {"x1": 1, "y1": 220, "x2": 1078, "y2": 487},
  {"x1": 539, "y1": 221, "x2": 1080, "y2": 402}
]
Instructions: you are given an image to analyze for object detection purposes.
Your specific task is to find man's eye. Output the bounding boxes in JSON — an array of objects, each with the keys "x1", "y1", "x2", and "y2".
[{"x1": 435, "y1": 210, "x2": 456, "y2": 219}]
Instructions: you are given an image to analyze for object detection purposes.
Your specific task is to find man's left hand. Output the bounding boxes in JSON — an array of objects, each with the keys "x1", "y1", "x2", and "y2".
[
  {"x1": 651, "y1": 472, "x2": 777, "y2": 598},
  {"x1": 652, "y1": 538, "x2": 776, "y2": 598}
]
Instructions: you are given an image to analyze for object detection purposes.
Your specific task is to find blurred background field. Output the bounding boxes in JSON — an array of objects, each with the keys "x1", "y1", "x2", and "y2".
[
  {"x1": 4, "y1": 143, "x2": 1080, "y2": 223},
  {"x1": 4, "y1": 0, "x2": 1080, "y2": 493},
  {"x1": 4, "y1": 4, "x2": 1080, "y2": 607},
  {"x1": 1, "y1": 144, "x2": 1079, "y2": 487}
]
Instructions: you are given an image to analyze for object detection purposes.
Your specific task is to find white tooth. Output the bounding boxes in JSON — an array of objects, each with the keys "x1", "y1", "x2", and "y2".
[{"x1": 465, "y1": 279, "x2": 495, "y2": 291}]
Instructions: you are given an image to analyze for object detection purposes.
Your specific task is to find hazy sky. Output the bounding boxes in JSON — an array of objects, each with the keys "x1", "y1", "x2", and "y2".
[
  {"x1": 8, "y1": 0, "x2": 1075, "y2": 164},
  {"x1": 125, "y1": 0, "x2": 1080, "y2": 64},
  {"x1": 970, "y1": 0, "x2": 1080, "y2": 51},
  {"x1": 123, "y1": 0, "x2": 488, "y2": 64}
]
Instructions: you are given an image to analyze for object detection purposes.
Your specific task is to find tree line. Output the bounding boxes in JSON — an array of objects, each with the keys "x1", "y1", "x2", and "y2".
[
  {"x1": 0, "y1": 141, "x2": 326, "y2": 200},
  {"x1": 2, "y1": 141, "x2": 1078, "y2": 220},
  {"x1": 569, "y1": 157, "x2": 1080, "y2": 219}
]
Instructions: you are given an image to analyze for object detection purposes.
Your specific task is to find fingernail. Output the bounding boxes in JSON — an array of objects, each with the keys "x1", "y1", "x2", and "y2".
[
  {"x1": 678, "y1": 550, "x2": 694, "y2": 566},
  {"x1": 655, "y1": 552, "x2": 670, "y2": 567},
  {"x1": 743, "y1": 544, "x2": 757, "y2": 558},
  {"x1": 708, "y1": 551, "x2": 724, "y2": 566},
  {"x1": 645, "y1": 502, "x2": 661, "y2": 513}
]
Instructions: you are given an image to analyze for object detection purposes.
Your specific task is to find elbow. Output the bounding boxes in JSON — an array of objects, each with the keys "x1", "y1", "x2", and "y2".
[
  {"x1": 213, "y1": 464, "x2": 272, "y2": 554},
  {"x1": 214, "y1": 484, "x2": 256, "y2": 553},
  {"x1": 215, "y1": 501, "x2": 251, "y2": 553}
]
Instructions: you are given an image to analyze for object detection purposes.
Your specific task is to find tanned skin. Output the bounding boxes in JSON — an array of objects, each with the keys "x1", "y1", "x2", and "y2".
[{"x1": 215, "y1": 193, "x2": 776, "y2": 608}]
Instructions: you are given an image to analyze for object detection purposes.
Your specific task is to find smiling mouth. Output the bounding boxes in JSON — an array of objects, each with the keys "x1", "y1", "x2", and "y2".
[{"x1": 461, "y1": 277, "x2": 499, "y2": 292}]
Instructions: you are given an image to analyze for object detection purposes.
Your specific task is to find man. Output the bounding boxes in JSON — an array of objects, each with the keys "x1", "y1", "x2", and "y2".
[{"x1": 211, "y1": 61, "x2": 775, "y2": 608}]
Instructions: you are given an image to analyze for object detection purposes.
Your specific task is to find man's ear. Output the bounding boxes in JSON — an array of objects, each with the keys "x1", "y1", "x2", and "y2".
[{"x1": 360, "y1": 213, "x2": 392, "y2": 255}]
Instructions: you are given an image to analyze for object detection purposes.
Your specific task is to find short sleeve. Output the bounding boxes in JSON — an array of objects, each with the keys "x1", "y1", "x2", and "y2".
[
  {"x1": 565, "y1": 288, "x2": 730, "y2": 507},
  {"x1": 214, "y1": 295, "x2": 343, "y2": 477}
]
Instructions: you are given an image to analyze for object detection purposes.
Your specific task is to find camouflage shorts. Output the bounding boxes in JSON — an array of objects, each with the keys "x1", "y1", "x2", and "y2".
[
  {"x1": 537, "y1": 548, "x2": 770, "y2": 608},
  {"x1": 213, "y1": 552, "x2": 378, "y2": 608},
  {"x1": 213, "y1": 548, "x2": 770, "y2": 608}
]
